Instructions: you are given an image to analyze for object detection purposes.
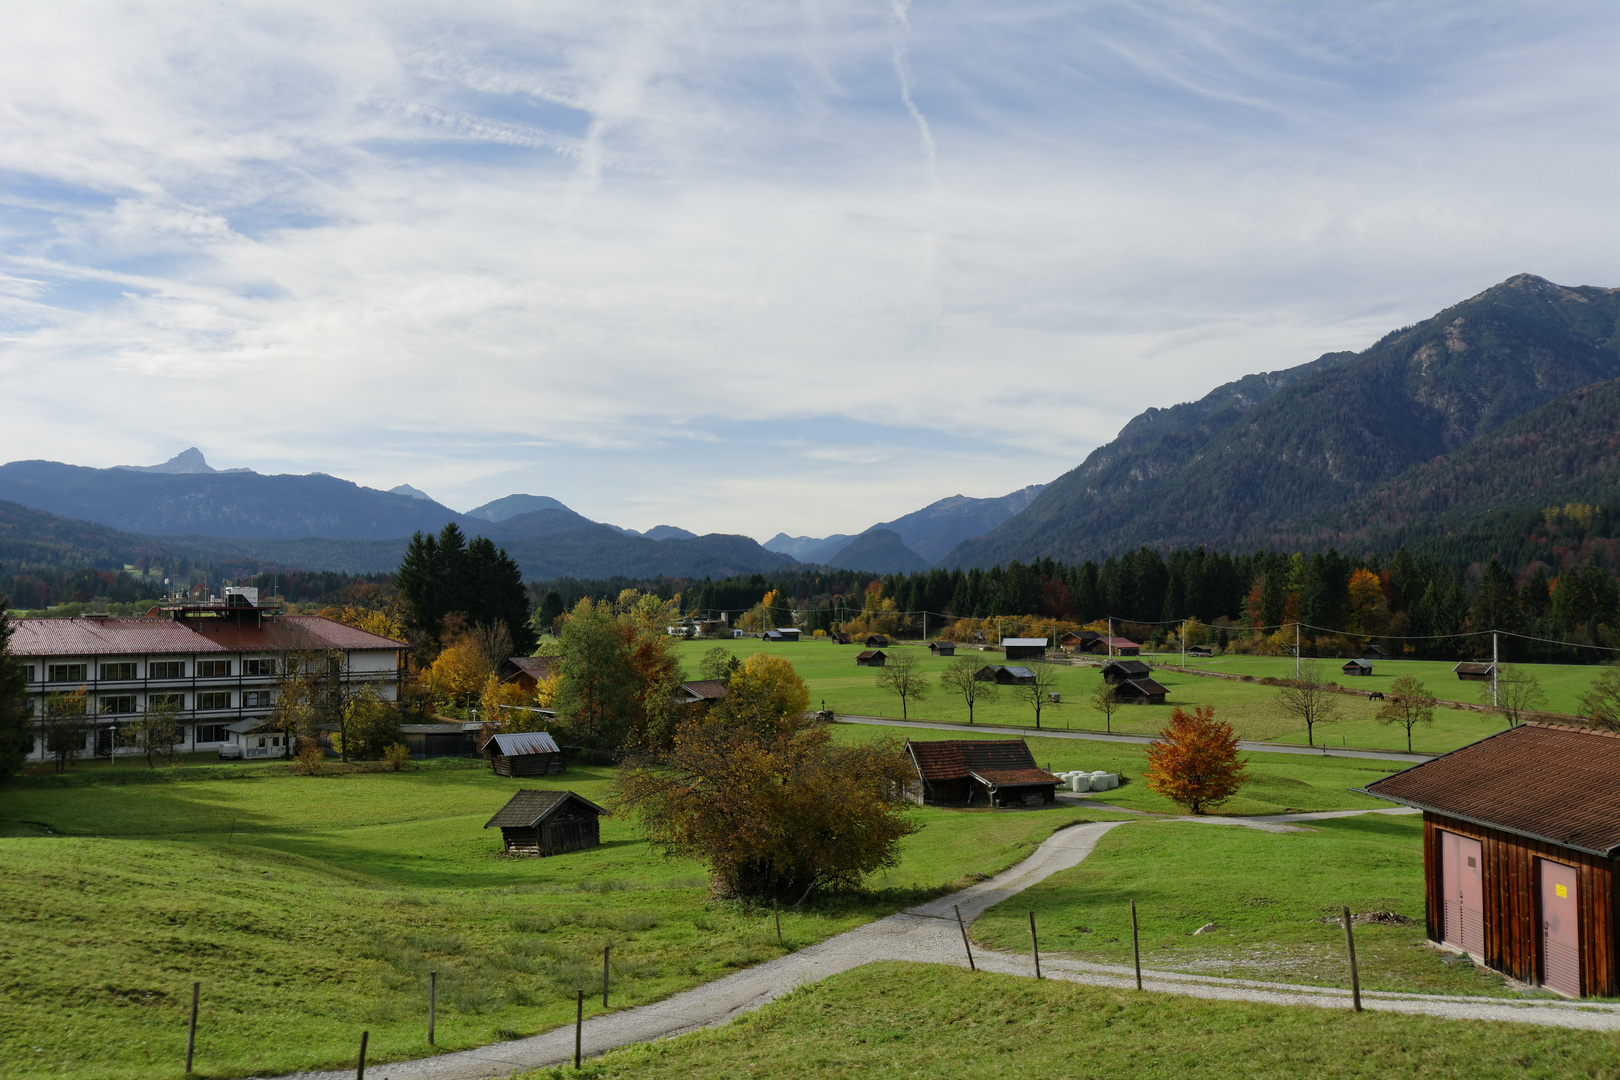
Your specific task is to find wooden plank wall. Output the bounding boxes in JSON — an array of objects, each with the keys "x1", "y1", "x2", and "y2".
[{"x1": 1423, "y1": 813, "x2": 1618, "y2": 997}]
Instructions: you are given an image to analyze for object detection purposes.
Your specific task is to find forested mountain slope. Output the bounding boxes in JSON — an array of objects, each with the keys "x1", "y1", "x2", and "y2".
[{"x1": 947, "y1": 275, "x2": 1620, "y2": 566}]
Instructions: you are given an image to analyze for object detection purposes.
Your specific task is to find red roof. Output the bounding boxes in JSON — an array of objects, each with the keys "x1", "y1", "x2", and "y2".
[
  {"x1": 971, "y1": 768, "x2": 1061, "y2": 787},
  {"x1": 1365, "y1": 723, "x2": 1620, "y2": 857},
  {"x1": 907, "y1": 739, "x2": 1045, "y2": 781},
  {"x1": 10, "y1": 614, "x2": 403, "y2": 657}
]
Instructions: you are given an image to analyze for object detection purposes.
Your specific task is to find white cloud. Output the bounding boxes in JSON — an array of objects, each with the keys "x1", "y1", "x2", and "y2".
[{"x1": 0, "y1": 1, "x2": 1616, "y2": 538}]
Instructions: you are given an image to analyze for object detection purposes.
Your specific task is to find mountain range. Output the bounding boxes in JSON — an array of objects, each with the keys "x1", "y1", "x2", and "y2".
[{"x1": 764, "y1": 486, "x2": 1044, "y2": 571}]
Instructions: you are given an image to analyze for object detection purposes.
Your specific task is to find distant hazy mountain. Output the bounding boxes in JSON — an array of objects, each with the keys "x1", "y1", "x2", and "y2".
[
  {"x1": 764, "y1": 533, "x2": 853, "y2": 560},
  {"x1": 822, "y1": 529, "x2": 931, "y2": 574},
  {"x1": 463, "y1": 493, "x2": 571, "y2": 521},
  {"x1": 765, "y1": 485, "x2": 1045, "y2": 567},
  {"x1": 945, "y1": 274, "x2": 1620, "y2": 567},
  {"x1": 116, "y1": 447, "x2": 251, "y2": 474},
  {"x1": 389, "y1": 484, "x2": 435, "y2": 501},
  {"x1": 643, "y1": 525, "x2": 698, "y2": 540},
  {"x1": 472, "y1": 507, "x2": 600, "y2": 539}
]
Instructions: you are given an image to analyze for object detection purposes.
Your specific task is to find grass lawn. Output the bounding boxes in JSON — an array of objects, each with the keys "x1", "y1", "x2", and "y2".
[
  {"x1": 522, "y1": 961, "x2": 1620, "y2": 1080},
  {"x1": 0, "y1": 758, "x2": 1102, "y2": 1080},
  {"x1": 675, "y1": 638, "x2": 1604, "y2": 756},
  {"x1": 971, "y1": 814, "x2": 1535, "y2": 997}
]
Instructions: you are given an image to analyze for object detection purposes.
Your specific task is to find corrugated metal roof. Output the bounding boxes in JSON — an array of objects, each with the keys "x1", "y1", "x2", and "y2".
[
  {"x1": 488, "y1": 731, "x2": 561, "y2": 756},
  {"x1": 399, "y1": 724, "x2": 469, "y2": 734},
  {"x1": 1119, "y1": 677, "x2": 1168, "y2": 696},
  {"x1": 1364, "y1": 723, "x2": 1620, "y2": 857},
  {"x1": 908, "y1": 739, "x2": 1039, "y2": 782},
  {"x1": 484, "y1": 789, "x2": 605, "y2": 829},
  {"x1": 1000, "y1": 638, "x2": 1049, "y2": 647},
  {"x1": 1102, "y1": 660, "x2": 1151, "y2": 676}
]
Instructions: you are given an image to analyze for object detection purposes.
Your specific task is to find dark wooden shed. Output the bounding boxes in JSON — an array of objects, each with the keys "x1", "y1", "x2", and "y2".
[
  {"x1": 831, "y1": 632, "x2": 852, "y2": 644},
  {"x1": 929, "y1": 640, "x2": 957, "y2": 656},
  {"x1": 1001, "y1": 637, "x2": 1049, "y2": 661},
  {"x1": 679, "y1": 679, "x2": 728, "y2": 706},
  {"x1": 1364, "y1": 645, "x2": 1391, "y2": 660},
  {"x1": 1060, "y1": 631, "x2": 1101, "y2": 650},
  {"x1": 865, "y1": 634, "x2": 890, "y2": 647},
  {"x1": 856, "y1": 649, "x2": 887, "y2": 667},
  {"x1": 1082, "y1": 637, "x2": 1141, "y2": 657},
  {"x1": 764, "y1": 628, "x2": 801, "y2": 642},
  {"x1": 1454, "y1": 661, "x2": 1497, "y2": 682},
  {"x1": 1364, "y1": 724, "x2": 1620, "y2": 998},
  {"x1": 400, "y1": 722, "x2": 476, "y2": 757},
  {"x1": 485, "y1": 731, "x2": 566, "y2": 777},
  {"x1": 501, "y1": 655, "x2": 558, "y2": 693},
  {"x1": 1113, "y1": 677, "x2": 1168, "y2": 705},
  {"x1": 1342, "y1": 658, "x2": 1373, "y2": 677},
  {"x1": 1101, "y1": 659, "x2": 1152, "y2": 685},
  {"x1": 973, "y1": 664, "x2": 1035, "y2": 686},
  {"x1": 484, "y1": 789, "x2": 605, "y2": 856},
  {"x1": 905, "y1": 739, "x2": 1060, "y2": 808}
]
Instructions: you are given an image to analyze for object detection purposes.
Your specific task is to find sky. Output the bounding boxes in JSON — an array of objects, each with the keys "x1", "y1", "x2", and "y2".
[{"x1": 1, "y1": 2, "x2": 1617, "y2": 540}]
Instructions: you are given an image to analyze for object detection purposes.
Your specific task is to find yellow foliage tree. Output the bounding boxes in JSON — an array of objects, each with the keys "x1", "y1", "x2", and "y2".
[{"x1": 429, "y1": 634, "x2": 492, "y2": 706}]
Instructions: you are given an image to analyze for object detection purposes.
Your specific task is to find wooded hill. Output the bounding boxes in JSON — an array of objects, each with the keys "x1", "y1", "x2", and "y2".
[{"x1": 948, "y1": 275, "x2": 1620, "y2": 568}]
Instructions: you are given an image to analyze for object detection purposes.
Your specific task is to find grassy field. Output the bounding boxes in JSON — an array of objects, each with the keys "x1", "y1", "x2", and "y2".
[
  {"x1": 523, "y1": 961, "x2": 1620, "y2": 1080},
  {"x1": 677, "y1": 638, "x2": 1606, "y2": 755},
  {"x1": 971, "y1": 814, "x2": 1533, "y2": 997},
  {"x1": 0, "y1": 758, "x2": 1109, "y2": 1080}
]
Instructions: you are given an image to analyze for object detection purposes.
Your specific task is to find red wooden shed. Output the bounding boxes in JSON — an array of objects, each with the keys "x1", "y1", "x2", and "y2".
[{"x1": 1363, "y1": 723, "x2": 1620, "y2": 998}]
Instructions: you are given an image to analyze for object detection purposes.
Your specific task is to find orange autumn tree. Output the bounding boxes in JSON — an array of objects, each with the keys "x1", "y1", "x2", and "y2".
[{"x1": 1143, "y1": 704, "x2": 1248, "y2": 815}]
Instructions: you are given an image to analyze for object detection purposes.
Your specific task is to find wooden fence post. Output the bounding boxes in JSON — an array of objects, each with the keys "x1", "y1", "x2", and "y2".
[
  {"x1": 774, "y1": 899, "x2": 782, "y2": 944},
  {"x1": 1130, "y1": 900, "x2": 1142, "y2": 991},
  {"x1": 954, "y1": 905, "x2": 976, "y2": 971},
  {"x1": 185, "y1": 981, "x2": 199, "y2": 1073},
  {"x1": 1341, "y1": 905, "x2": 1362, "y2": 1012},
  {"x1": 1028, "y1": 911, "x2": 1042, "y2": 979},
  {"x1": 356, "y1": 1031, "x2": 368, "y2": 1080},
  {"x1": 603, "y1": 946, "x2": 610, "y2": 1008},
  {"x1": 428, "y1": 970, "x2": 436, "y2": 1045},
  {"x1": 574, "y1": 989, "x2": 584, "y2": 1068}
]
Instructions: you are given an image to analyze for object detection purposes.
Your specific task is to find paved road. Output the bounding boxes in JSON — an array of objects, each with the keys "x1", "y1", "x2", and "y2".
[
  {"x1": 837, "y1": 714, "x2": 1435, "y2": 764},
  {"x1": 271, "y1": 808, "x2": 1616, "y2": 1080}
]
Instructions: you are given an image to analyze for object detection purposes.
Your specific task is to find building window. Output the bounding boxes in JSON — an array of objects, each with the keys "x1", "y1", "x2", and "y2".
[
  {"x1": 243, "y1": 690, "x2": 274, "y2": 708},
  {"x1": 197, "y1": 691, "x2": 231, "y2": 710},
  {"x1": 99, "y1": 662, "x2": 137, "y2": 681},
  {"x1": 23, "y1": 665, "x2": 35, "y2": 683},
  {"x1": 245, "y1": 658, "x2": 278, "y2": 677},
  {"x1": 195, "y1": 724, "x2": 230, "y2": 742},
  {"x1": 198, "y1": 660, "x2": 232, "y2": 678},
  {"x1": 149, "y1": 693, "x2": 184, "y2": 711},
  {"x1": 100, "y1": 696, "x2": 138, "y2": 715},
  {"x1": 149, "y1": 661, "x2": 184, "y2": 679},
  {"x1": 47, "y1": 664, "x2": 88, "y2": 683},
  {"x1": 256, "y1": 737, "x2": 266, "y2": 748}
]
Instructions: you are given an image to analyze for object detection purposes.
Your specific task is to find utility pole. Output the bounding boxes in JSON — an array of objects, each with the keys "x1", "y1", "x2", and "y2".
[
  {"x1": 1108, "y1": 617, "x2": 1113, "y2": 659},
  {"x1": 1181, "y1": 619, "x2": 1186, "y2": 669},
  {"x1": 1492, "y1": 631, "x2": 1499, "y2": 709},
  {"x1": 1295, "y1": 624, "x2": 1301, "y2": 680}
]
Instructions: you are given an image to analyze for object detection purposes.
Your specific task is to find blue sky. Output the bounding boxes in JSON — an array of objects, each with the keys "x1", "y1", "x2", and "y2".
[{"x1": 1, "y1": 2, "x2": 1616, "y2": 539}]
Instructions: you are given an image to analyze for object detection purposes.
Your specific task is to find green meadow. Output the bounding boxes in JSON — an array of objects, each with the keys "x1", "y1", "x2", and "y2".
[
  {"x1": 676, "y1": 638, "x2": 1606, "y2": 755},
  {"x1": 0, "y1": 759, "x2": 1111, "y2": 1080}
]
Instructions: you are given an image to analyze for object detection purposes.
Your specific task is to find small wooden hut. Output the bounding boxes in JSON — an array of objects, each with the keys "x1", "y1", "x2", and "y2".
[
  {"x1": 929, "y1": 640, "x2": 957, "y2": 656},
  {"x1": 1113, "y1": 677, "x2": 1168, "y2": 705},
  {"x1": 1364, "y1": 645, "x2": 1391, "y2": 660},
  {"x1": 905, "y1": 739, "x2": 1060, "y2": 808},
  {"x1": 1001, "y1": 637, "x2": 1049, "y2": 661},
  {"x1": 484, "y1": 731, "x2": 566, "y2": 777},
  {"x1": 484, "y1": 790, "x2": 605, "y2": 856},
  {"x1": 763, "y1": 628, "x2": 801, "y2": 642},
  {"x1": 1364, "y1": 724, "x2": 1620, "y2": 998},
  {"x1": 856, "y1": 649, "x2": 887, "y2": 667},
  {"x1": 973, "y1": 664, "x2": 1035, "y2": 686},
  {"x1": 865, "y1": 634, "x2": 890, "y2": 647},
  {"x1": 400, "y1": 722, "x2": 476, "y2": 757},
  {"x1": 831, "y1": 632, "x2": 852, "y2": 645},
  {"x1": 1454, "y1": 661, "x2": 1496, "y2": 682},
  {"x1": 1342, "y1": 658, "x2": 1373, "y2": 677},
  {"x1": 1082, "y1": 637, "x2": 1142, "y2": 657},
  {"x1": 1101, "y1": 659, "x2": 1152, "y2": 685}
]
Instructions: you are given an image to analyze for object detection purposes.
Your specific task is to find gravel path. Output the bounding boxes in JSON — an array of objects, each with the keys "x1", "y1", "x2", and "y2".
[
  {"x1": 839, "y1": 714, "x2": 1435, "y2": 763},
  {"x1": 270, "y1": 809, "x2": 1620, "y2": 1080}
]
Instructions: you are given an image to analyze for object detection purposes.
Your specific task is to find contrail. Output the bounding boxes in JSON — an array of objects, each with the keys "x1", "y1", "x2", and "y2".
[{"x1": 889, "y1": 0, "x2": 938, "y2": 186}]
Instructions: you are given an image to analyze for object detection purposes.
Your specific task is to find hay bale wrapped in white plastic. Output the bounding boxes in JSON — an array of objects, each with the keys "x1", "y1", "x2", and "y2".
[{"x1": 1069, "y1": 773, "x2": 1091, "y2": 792}]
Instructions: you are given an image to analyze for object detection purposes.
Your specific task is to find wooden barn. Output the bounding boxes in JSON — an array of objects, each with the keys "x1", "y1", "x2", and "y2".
[
  {"x1": 1060, "y1": 631, "x2": 1101, "y2": 650},
  {"x1": 484, "y1": 731, "x2": 566, "y2": 777},
  {"x1": 764, "y1": 628, "x2": 801, "y2": 642},
  {"x1": 1364, "y1": 645, "x2": 1392, "y2": 660},
  {"x1": 974, "y1": 664, "x2": 1036, "y2": 686},
  {"x1": 856, "y1": 649, "x2": 887, "y2": 667},
  {"x1": 1364, "y1": 724, "x2": 1620, "y2": 998},
  {"x1": 865, "y1": 634, "x2": 890, "y2": 647},
  {"x1": 1101, "y1": 659, "x2": 1152, "y2": 685},
  {"x1": 1342, "y1": 658, "x2": 1373, "y2": 677},
  {"x1": 1113, "y1": 677, "x2": 1168, "y2": 705},
  {"x1": 678, "y1": 679, "x2": 728, "y2": 706},
  {"x1": 1454, "y1": 661, "x2": 1497, "y2": 682},
  {"x1": 501, "y1": 655, "x2": 558, "y2": 693},
  {"x1": 1082, "y1": 636, "x2": 1142, "y2": 657},
  {"x1": 905, "y1": 739, "x2": 1061, "y2": 808},
  {"x1": 1001, "y1": 637, "x2": 1049, "y2": 661},
  {"x1": 1187, "y1": 646, "x2": 1213, "y2": 658},
  {"x1": 929, "y1": 640, "x2": 957, "y2": 656},
  {"x1": 484, "y1": 789, "x2": 605, "y2": 856},
  {"x1": 400, "y1": 723, "x2": 477, "y2": 758},
  {"x1": 831, "y1": 632, "x2": 853, "y2": 644}
]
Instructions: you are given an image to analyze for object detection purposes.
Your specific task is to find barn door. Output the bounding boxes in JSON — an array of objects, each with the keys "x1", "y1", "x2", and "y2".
[
  {"x1": 1439, "y1": 832, "x2": 1485, "y2": 956},
  {"x1": 1539, "y1": 860, "x2": 1580, "y2": 998}
]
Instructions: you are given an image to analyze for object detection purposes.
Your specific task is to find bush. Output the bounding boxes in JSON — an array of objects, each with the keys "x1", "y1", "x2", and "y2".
[
  {"x1": 383, "y1": 743, "x2": 411, "y2": 771},
  {"x1": 293, "y1": 737, "x2": 327, "y2": 775}
]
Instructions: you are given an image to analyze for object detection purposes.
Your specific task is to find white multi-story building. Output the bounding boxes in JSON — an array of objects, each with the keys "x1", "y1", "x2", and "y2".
[{"x1": 13, "y1": 591, "x2": 406, "y2": 761}]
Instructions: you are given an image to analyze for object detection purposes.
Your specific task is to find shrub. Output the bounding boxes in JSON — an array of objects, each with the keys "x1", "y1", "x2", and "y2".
[{"x1": 383, "y1": 743, "x2": 411, "y2": 771}]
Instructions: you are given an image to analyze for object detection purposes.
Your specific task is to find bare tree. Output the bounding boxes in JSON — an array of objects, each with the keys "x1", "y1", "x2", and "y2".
[
  {"x1": 1091, "y1": 680, "x2": 1122, "y2": 734},
  {"x1": 472, "y1": 621, "x2": 515, "y2": 675},
  {"x1": 1377, "y1": 675, "x2": 1436, "y2": 753},
  {"x1": 1274, "y1": 660, "x2": 1341, "y2": 747},
  {"x1": 873, "y1": 653, "x2": 929, "y2": 720},
  {"x1": 42, "y1": 689, "x2": 89, "y2": 773},
  {"x1": 939, "y1": 657, "x2": 996, "y2": 725},
  {"x1": 1578, "y1": 664, "x2": 1620, "y2": 732},
  {"x1": 120, "y1": 696, "x2": 184, "y2": 769},
  {"x1": 1014, "y1": 662, "x2": 1061, "y2": 730},
  {"x1": 1492, "y1": 665, "x2": 1546, "y2": 728}
]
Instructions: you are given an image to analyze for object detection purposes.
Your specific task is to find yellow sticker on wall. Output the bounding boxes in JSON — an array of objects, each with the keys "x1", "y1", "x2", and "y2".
[{"x1": 1556, "y1": 884, "x2": 1568, "y2": 898}]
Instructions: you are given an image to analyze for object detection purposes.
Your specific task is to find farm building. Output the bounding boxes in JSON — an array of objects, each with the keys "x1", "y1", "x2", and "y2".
[
  {"x1": 1060, "y1": 631, "x2": 1101, "y2": 650},
  {"x1": 1342, "y1": 659, "x2": 1373, "y2": 677},
  {"x1": 974, "y1": 665, "x2": 1036, "y2": 686},
  {"x1": 856, "y1": 649, "x2": 887, "y2": 667},
  {"x1": 1001, "y1": 637, "x2": 1049, "y2": 661},
  {"x1": 904, "y1": 738, "x2": 1061, "y2": 808},
  {"x1": 485, "y1": 731, "x2": 566, "y2": 777},
  {"x1": 400, "y1": 723, "x2": 477, "y2": 758},
  {"x1": 763, "y1": 628, "x2": 801, "y2": 642},
  {"x1": 1364, "y1": 645, "x2": 1392, "y2": 660},
  {"x1": 1364, "y1": 724, "x2": 1620, "y2": 998},
  {"x1": 678, "y1": 679, "x2": 728, "y2": 706},
  {"x1": 1187, "y1": 646, "x2": 1213, "y2": 658},
  {"x1": 865, "y1": 634, "x2": 890, "y2": 647},
  {"x1": 831, "y1": 632, "x2": 852, "y2": 644},
  {"x1": 1082, "y1": 636, "x2": 1142, "y2": 657},
  {"x1": 1454, "y1": 661, "x2": 1497, "y2": 682},
  {"x1": 484, "y1": 789, "x2": 605, "y2": 856},
  {"x1": 929, "y1": 641, "x2": 957, "y2": 656},
  {"x1": 501, "y1": 655, "x2": 558, "y2": 693},
  {"x1": 1101, "y1": 659, "x2": 1152, "y2": 685},
  {"x1": 1113, "y1": 678, "x2": 1168, "y2": 705}
]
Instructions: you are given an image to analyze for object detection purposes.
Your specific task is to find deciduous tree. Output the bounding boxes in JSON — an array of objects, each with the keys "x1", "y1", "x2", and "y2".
[
  {"x1": 1491, "y1": 665, "x2": 1545, "y2": 727},
  {"x1": 939, "y1": 657, "x2": 996, "y2": 725},
  {"x1": 1014, "y1": 662, "x2": 1060, "y2": 729},
  {"x1": 1579, "y1": 664, "x2": 1620, "y2": 732},
  {"x1": 1274, "y1": 660, "x2": 1341, "y2": 747},
  {"x1": 1091, "y1": 680, "x2": 1121, "y2": 734},
  {"x1": 1377, "y1": 675, "x2": 1436, "y2": 753},
  {"x1": 42, "y1": 689, "x2": 89, "y2": 773},
  {"x1": 1143, "y1": 704, "x2": 1248, "y2": 814},
  {"x1": 120, "y1": 696, "x2": 184, "y2": 769},
  {"x1": 874, "y1": 653, "x2": 929, "y2": 720},
  {"x1": 0, "y1": 598, "x2": 30, "y2": 782}
]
